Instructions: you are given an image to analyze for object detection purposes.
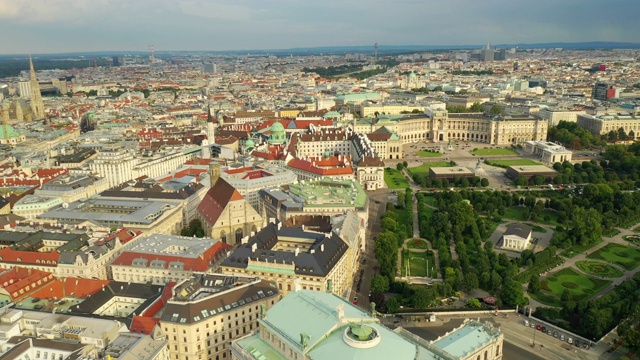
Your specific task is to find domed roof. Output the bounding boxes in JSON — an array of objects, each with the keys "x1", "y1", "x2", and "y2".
[
  {"x1": 271, "y1": 121, "x2": 285, "y2": 132},
  {"x1": 408, "y1": 71, "x2": 417, "y2": 79},
  {"x1": 245, "y1": 139, "x2": 255, "y2": 148},
  {"x1": 349, "y1": 324, "x2": 374, "y2": 340}
]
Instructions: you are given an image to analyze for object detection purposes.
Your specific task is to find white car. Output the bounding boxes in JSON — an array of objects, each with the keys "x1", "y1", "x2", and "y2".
[{"x1": 568, "y1": 337, "x2": 573, "y2": 344}]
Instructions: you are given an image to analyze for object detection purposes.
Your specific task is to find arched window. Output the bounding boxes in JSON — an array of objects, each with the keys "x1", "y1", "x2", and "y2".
[
  {"x1": 235, "y1": 228, "x2": 243, "y2": 244},
  {"x1": 220, "y1": 231, "x2": 227, "y2": 243}
]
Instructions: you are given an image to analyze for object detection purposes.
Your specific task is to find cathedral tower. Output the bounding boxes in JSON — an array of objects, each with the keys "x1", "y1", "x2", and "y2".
[{"x1": 29, "y1": 56, "x2": 45, "y2": 120}]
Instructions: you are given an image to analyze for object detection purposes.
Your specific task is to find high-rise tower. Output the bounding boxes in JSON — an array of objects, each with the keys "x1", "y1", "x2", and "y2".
[{"x1": 29, "y1": 56, "x2": 45, "y2": 120}]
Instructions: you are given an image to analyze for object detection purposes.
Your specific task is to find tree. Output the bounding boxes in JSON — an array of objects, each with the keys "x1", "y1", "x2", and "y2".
[
  {"x1": 370, "y1": 275, "x2": 390, "y2": 294},
  {"x1": 374, "y1": 231, "x2": 399, "y2": 278},
  {"x1": 469, "y1": 102, "x2": 484, "y2": 113},
  {"x1": 386, "y1": 297, "x2": 400, "y2": 313},
  {"x1": 501, "y1": 280, "x2": 528, "y2": 307},
  {"x1": 480, "y1": 178, "x2": 489, "y2": 187},
  {"x1": 412, "y1": 286, "x2": 434, "y2": 309},
  {"x1": 528, "y1": 274, "x2": 540, "y2": 294},
  {"x1": 467, "y1": 298, "x2": 482, "y2": 308},
  {"x1": 490, "y1": 104, "x2": 504, "y2": 116},
  {"x1": 396, "y1": 162, "x2": 404, "y2": 171}
]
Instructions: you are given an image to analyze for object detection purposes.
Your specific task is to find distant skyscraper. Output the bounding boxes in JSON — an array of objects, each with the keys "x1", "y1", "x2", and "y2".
[
  {"x1": 513, "y1": 62, "x2": 519, "y2": 71},
  {"x1": 481, "y1": 41, "x2": 494, "y2": 62},
  {"x1": 496, "y1": 48, "x2": 507, "y2": 61},
  {"x1": 112, "y1": 56, "x2": 123, "y2": 66},
  {"x1": 28, "y1": 56, "x2": 45, "y2": 120},
  {"x1": 204, "y1": 63, "x2": 217, "y2": 73},
  {"x1": 592, "y1": 82, "x2": 616, "y2": 101}
]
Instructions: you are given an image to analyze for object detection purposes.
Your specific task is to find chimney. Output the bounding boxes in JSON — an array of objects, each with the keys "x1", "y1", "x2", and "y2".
[
  {"x1": 277, "y1": 222, "x2": 282, "y2": 230},
  {"x1": 295, "y1": 247, "x2": 299, "y2": 256},
  {"x1": 251, "y1": 243, "x2": 257, "y2": 253}
]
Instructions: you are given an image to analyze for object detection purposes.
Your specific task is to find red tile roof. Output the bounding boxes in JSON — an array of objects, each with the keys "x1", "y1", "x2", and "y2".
[
  {"x1": 29, "y1": 278, "x2": 110, "y2": 300},
  {"x1": 287, "y1": 156, "x2": 354, "y2": 176},
  {"x1": 0, "y1": 268, "x2": 54, "y2": 301},
  {"x1": 197, "y1": 179, "x2": 246, "y2": 227},
  {"x1": 111, "y1": 241, "x2": 230, "y2": 271},
  {"x1": 0, "y1": 247, "x2": 60, "y2": 266}
]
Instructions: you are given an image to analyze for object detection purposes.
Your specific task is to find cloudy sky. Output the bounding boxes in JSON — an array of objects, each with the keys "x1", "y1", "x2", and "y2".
[{"x1": 0, "y1": 0, "x2": 638, "y2": 54}]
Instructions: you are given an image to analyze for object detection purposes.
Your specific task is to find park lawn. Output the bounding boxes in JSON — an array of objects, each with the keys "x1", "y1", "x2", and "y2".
[
  {"x1": 407, "y1": 161, "x2": 453, "y2": 177},
  {"x1": 502, "y1": 207, "x2": 561, "y2": 226},
  {"x1": 587, "y1": 243, "x2": 640, "y2": 270},
  {"x1": 503, "y1": 207, "x2": 529, "y2": 221},
  {"x1": 560, "y1": 241, "x2": 602, "y2": 258},
  {"x1": 529, "y1": 291, "x2": 562, "y2": 307},
  {"x1": 576, "y1": 261, "x2": 623, "y2": 278},
  {"x1": 402, "y1": 250, "x2": 436, "y2": 277},
  {"x1": 394, "y1": 207, "x2": 413, "y2": 230},
  {"x1": 416, "y1": 150, "x2": 443, "y2": 158},
  {"x1": 524, "y1": 223, "x2": 548, "y2": 233},
  {"x1": 472, "y1": 148, "x2": 518, "y2": 156},
  {"x1": 602, "y1": 228, "x2": 621, "y2": 238},
  {"x1": 485, "y1": 159, "x2": 541, "y2": 167},
  {"x1": 384, "y1": 168, "x2": 409, "y2": 189},
  {"x1": 420, "y1": 195, "x2": 438, "y2": 207},
  {"x1": 540, "y1": 268, "x2": 611, "y2": 301}
]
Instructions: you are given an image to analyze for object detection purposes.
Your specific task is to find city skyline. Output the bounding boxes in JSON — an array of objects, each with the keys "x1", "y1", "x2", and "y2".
[{"x1": 0, "y1": 0, "x2": 638, "y2": 55}]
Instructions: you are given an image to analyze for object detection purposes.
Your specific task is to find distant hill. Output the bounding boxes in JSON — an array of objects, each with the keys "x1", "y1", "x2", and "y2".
[{"x1": 0, "y1": 41, "x2": 638, "y2": 59}]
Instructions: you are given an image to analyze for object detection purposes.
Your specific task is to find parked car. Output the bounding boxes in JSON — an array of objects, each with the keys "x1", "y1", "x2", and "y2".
[
  {"x1": 553, "y1": 332, "x2": 558, "y2": 338},
  {"x1": 524, "y1": 320, "x2": 530, "y2": 327},
  {"x1": 574, "y1": 340, "x2": 581, "y2": 347},
  {"x1": 530, "y1": 323, "x2": 536, "y2": 328},
  {"x1": 560, "y1": 334, "x2": 565, "y2": 341},
  {"x1": 536, "y1": 325, "x2": 542, "y2": 330},
  {"x1": 547, "y1": 329, "x2": 552, "y2": 335},
  {"x1": 568, "y1": 337, "x2": 573, "y2": 344},
  {"x1": 541, "y1": 326, "x2": 546, "y2": 332},
  {"x1": 353, "y1": 297, "x2": 358, "y2": 305}
]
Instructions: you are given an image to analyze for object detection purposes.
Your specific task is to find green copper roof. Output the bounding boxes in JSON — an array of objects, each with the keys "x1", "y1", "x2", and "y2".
[
  {"x1": 246, "y1": 264, "x2": 295, "y2": 275},
  {"x1": 0, "y1": 125, "x2": 21, "y2": 138}
]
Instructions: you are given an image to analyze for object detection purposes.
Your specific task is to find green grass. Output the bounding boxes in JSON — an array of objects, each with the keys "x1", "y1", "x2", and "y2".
[
  {"x1": 540, "y1": 268, "x2": 611, "y2": 301},
  {"x1": 472, "y1": 148, "x2": 518, "y2": 156},
  {"x1": 416, "y1": 150, "x2": 443, "y2": 158},
  {"x1": 502, "y1": 207, "x2": 561, "y2": 226},
  {"x1": 524, "y1": 223, "x2": 548, "y2": 233},
  {"x1": 407, "y1": 239, "x2": 429, "y2": 249},
  {"x1": 602, "y1": 228, "x2": 621, "y2": 238},
  {"x1": 420, "y1": 195, "x2": 438, "y2": 207},
  {"x1": 560, "y1": 242, "x2": 602, "y2": 258},
  {"x1": 384, "y1": 168, "x2": 409, "y2": 189},
  {"x1": 401, "y1": 250, "x2": 436, "y2": 277},
  {"x1": 576, "y1": 261, "x2": 623, "y2": 278},
  {"x1": 485, "y1": 159, "x2": 541, "y2": 168},
  {"x1": 529, "y1": 291, "x2": 562, "y2": 307},
  {"x1": 587, "y1": 243, "x2": 640, "y2": 270},
  {"x1": 407, "y1": 161, "x2": 453, "y2": 177}
]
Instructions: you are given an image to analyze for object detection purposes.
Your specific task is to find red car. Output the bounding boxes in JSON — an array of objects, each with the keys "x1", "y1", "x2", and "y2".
[
  {"x1": 353, "y1": 297, "x2": 358, "y2": 305},
  {"x1": 536, "y1": 325, "x2": 542, "y2": 330}
]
